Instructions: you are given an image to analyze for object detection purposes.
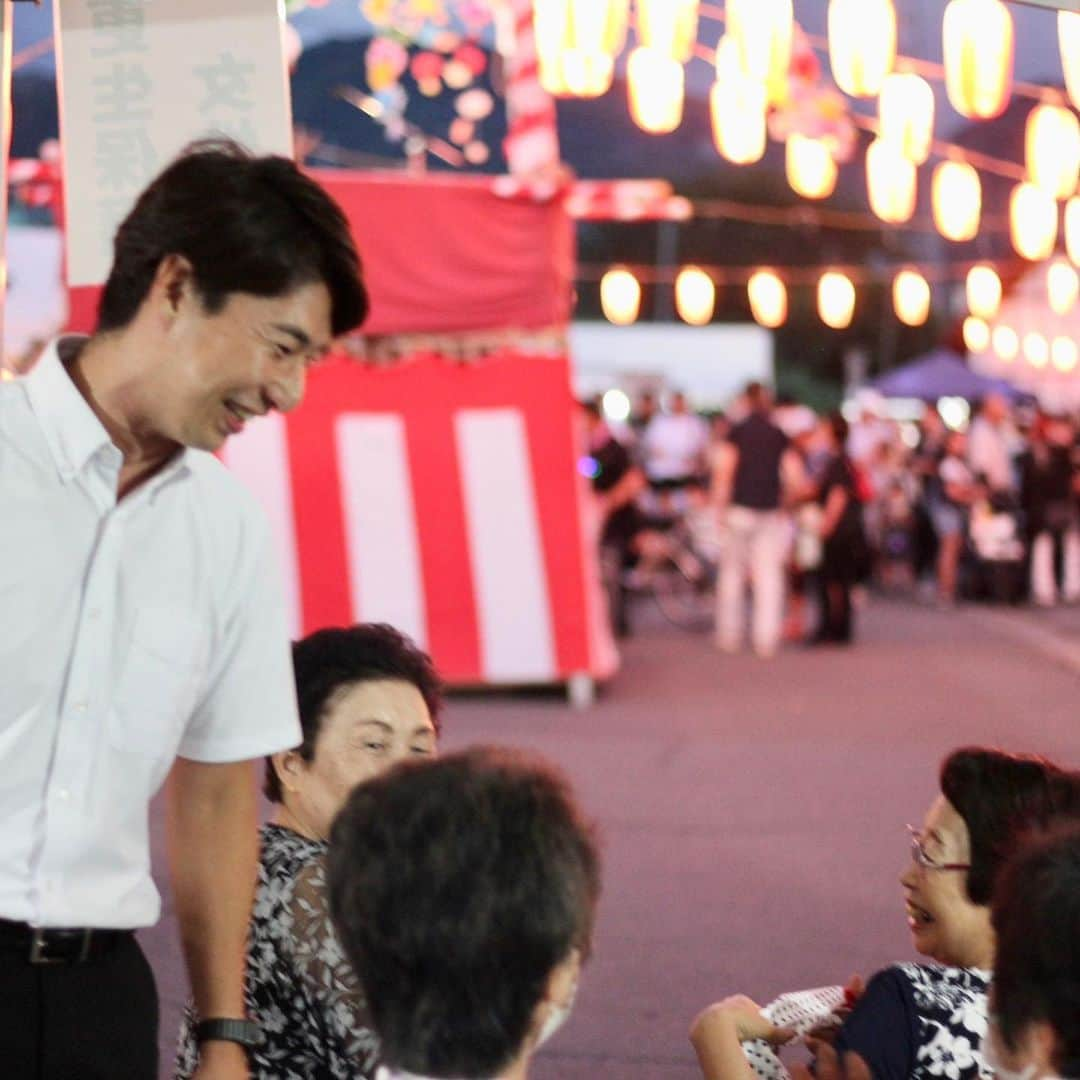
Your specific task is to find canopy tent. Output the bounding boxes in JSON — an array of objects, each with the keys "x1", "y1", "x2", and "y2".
[{"x1": 871, "y1": 348, "x2": 1023, "y2": 402}]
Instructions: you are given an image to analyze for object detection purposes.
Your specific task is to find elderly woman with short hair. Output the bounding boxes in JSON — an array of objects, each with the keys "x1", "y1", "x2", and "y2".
[
  {"x1": 691, "y1": 746, "x2": 1080, "y2": 1080},
  {"x1": 176, "y1": 623, "x2": 442, "y2": 1079}
]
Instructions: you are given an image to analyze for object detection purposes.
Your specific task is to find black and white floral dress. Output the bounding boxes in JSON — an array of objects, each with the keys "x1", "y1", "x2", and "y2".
[
  {"x1": 833, "y1": 962, "x2": 991, "y2": 1080},
  {"x1": 175, "y1": 823, "x2": 380, "y2": 1079}
]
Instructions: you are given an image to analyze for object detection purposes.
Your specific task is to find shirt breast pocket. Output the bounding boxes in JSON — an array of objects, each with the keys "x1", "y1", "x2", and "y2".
[{"x1": 110, "y1": 608, "x2": 208, "y2": 758}]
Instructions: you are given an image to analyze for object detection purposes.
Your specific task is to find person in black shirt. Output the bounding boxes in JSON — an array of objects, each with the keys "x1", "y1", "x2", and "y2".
[
  {"x1": 812, "y1": 414, "x2": 867, "y2": 645},
  {"x1": 713, "y1": 383, "x2": 804, "y2": 658}
]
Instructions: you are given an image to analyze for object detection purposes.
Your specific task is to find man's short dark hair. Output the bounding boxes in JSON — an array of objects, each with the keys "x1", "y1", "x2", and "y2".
[
  {"x1": 97, "y1": 139, "x2": 368, "y2": 336},
  {"x1": 992, "y1": 824, "x2": 1080, "y2": 1076},
  {"x1": 940, "y1": 747, "x2": 1080, "y2": 905},
  {"x1": 263, "y1": 624, "x2": 443, "y2": 803},
  {"x1": 327, "y1": 747, "x2": 601, "y2": 1078}
]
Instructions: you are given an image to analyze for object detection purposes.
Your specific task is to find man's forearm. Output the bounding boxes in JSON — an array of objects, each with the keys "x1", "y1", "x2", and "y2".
[{"x1": 167, "y1": 758, "x2": 260, "y2": 1019}]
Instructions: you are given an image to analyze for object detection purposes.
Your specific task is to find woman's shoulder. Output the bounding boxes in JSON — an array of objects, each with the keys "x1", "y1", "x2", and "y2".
[{"x1": 253, "y1": 825, "x2": 328, "y2": 915}]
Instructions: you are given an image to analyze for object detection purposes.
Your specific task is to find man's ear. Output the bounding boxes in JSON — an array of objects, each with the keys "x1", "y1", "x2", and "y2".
[{"x1": 150, "y1": 254, "x2": 196, "y2": 321}]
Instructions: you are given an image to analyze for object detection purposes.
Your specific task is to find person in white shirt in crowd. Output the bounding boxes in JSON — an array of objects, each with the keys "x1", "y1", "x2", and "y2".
[
  {"x1": 712, "y1": 383, "x2": 807, "y2": 659},
  {"x1": 327, "y1": 747, "x2": 601, "y2": 1080},
  {"x1": 0, "y1": 140, "x2": 367, "y2": 1080},
  {"x1": 967, "y1": 392, "x2": 1018, "y2": 498},
  {"x1": 641, "y1": 390, "x2": 711, "y2": 491},
  {"x1": 846, "y1": 390, "x2": 893, "y2": 468}
]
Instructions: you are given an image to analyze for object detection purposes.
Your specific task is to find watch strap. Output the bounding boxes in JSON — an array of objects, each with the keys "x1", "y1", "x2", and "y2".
[{"x1": 194, "y1": 1017, "x2": 264, "y2": 1049}]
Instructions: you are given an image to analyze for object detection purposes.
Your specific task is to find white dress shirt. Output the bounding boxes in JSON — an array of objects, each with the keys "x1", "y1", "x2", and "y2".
[{"x1": 0, "y1": 337, "x2": 301, "y2": 928}]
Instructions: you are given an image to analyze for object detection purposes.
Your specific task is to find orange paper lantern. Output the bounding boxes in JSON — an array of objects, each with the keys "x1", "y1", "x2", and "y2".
[
  {"x1": 725, "y1": 0, "x2": 793, "y2": 105},
  {"x1": 932, "y1": 161, "x2": 982, "y2": 242},
  {"x1": 943, "y1": 0, "x2": 1014, "y2": 121},
  {"x1": 786, "y1": 135, "x2": 838, "y2": 200},
  {"x1": 993, "y1": 325, "x2": 1019, "y2": 361},
  {"x1": 878, "y1": 72, "x2": 935, "y2": 165},
  {"x1": 966, "y1": 265, "x2": 1002, "y2": 320},
  {"x1": 818, "y1": 271, "x2": 856, "y2": 329},
  {"x1": 1067, "y1": 197, "x2": 1080, "y2": 266},
  {"x1": 1061, "y1": 12, "x2": 1080, "y2": 112},
  {"x1": 1047, "y1": 259, "x2": 1079, "y2": 315},
  {"x1": 1024, "y1": 331, "x2": 1049, "y2": 369},
  {"x1": 963, "y1": 317, "x2": 990, "y2": 353},
  {"x1": 747, "y1": 270, "x2": 788, "y2": 328},
  {"x1": 711, "y1": 37, "x2": 767, "y2": 165},
  {"x1": 675, "y1": 267, "x2": 716, "y2": 325},
  {"x1": 893, "y1": 269, "x2": 931, "y2": 326},
  {"x1": 1026, "y1": 104, "x2": 1080, "y2": 201},
  {"x1": 828, "y1": 0, "x2": 896, "y2": 98},
  {"x1": 1010, "y1": 182, "x2": 1058, "y2": 262},
  {"x1": 533, "y1": 0, "x2": 629, "y2": 97},
  {"x1": 636, "y1": 0, "x2": 698, "y2": 63},
  {"x1": 1052, "y1": 336, "x2": 1078, "y2": 374},
  {"x1": 600, "y1": 268, "x2": 641, "y2": 325},
  {"x1": 867, "y1": 139, "x2": 917, "y2": 224},
  {"x1": 627, "y1": 48, "x2": 685, "y2": 134}
]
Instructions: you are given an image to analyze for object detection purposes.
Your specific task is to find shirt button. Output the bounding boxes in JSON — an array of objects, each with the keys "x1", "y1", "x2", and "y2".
[
  {"x1": 57, "y1": 789, "x2": 70, "y2": 801},
  {"x1": 73, "y1": 701, "x2": 88, "y2": 713}
]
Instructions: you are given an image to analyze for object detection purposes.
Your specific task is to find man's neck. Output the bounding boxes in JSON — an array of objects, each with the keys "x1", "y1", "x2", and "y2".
[{"x1": 66, "y1": 334, "x2": 180, "y2": 497}]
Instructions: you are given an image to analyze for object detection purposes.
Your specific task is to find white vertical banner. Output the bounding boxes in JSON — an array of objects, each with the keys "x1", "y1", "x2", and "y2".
[
  {"x1": 335, "y1": 414, "x2": 428, "y2": 649},
  {"x1": 0, "y1": 2, "x2": 13, "y2": 367},
  {"x1": 53, "y1": 0, "x2": 293, "y2": 287},
  {"x1": 455, "y1": 409, "x2": 556, "y2": 682},
  {"x1": 219, "y1": 414, "x2": 303, "y2": 638}
]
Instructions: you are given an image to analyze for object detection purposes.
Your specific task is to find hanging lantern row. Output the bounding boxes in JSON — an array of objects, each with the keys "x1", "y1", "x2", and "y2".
[
  {"x1": 967, "y1": 320, "x2": 1078, "y2": 374},
  {"x1": 598, "y1": 266, "x2": 958, "y2": 330}
]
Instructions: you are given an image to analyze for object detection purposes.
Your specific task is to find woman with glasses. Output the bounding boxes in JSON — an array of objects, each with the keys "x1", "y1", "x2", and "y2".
[{"x1": 690, "y1": 746, "x2": 1080, "y2": 1080}]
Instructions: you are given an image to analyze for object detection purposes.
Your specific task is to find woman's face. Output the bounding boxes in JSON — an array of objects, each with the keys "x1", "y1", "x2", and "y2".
[
  {"x1": 284, "y1": 679, "x2": 437, "y2": 839},
  {"x1": 900, "y1": 795, "x2": 994, "y2": 969}
]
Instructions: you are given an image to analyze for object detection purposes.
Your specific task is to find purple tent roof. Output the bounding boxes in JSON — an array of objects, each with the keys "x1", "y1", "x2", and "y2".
[{"x1": 871, "y1": 348, "x2": 1021, "y2": 402}]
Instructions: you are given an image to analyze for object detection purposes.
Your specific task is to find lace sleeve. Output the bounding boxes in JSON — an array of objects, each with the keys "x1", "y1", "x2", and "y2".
[{"x1": 285, "y1": 855, "x2": 381, "y2": 1078}]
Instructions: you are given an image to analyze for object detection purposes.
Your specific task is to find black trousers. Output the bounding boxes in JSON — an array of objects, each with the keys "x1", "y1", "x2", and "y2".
[{"x1": 0, "y1": 933, "x2": 158, "y2": 1079}]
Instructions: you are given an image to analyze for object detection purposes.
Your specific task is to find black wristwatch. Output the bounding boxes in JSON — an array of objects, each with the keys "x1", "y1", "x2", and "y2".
[{"x1": 195, "y1": 1018, "x2": 264, "y2": 1049}]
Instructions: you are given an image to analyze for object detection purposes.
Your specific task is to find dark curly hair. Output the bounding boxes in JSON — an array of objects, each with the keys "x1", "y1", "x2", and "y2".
[
  {"x1": 97, "y1": 138, "x2": 367, "y2": 336},
  {"x1": 992, "y1": 824, "x2": 1080, "y2": 1076},
  {"x1": 327, "y1": 746, "x2": 601, "y2": 1079},
  {"x1": 263, "y1": 623, "x2": 442, "y2": 803},
  {"x1": 940, "y1": 746, "x2": 1080, "y2": 905}
]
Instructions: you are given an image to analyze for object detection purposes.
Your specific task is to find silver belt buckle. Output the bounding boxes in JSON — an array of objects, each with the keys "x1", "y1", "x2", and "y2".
[{"x1": 29, "y1": 927, "x2": 92, "y2": 965}]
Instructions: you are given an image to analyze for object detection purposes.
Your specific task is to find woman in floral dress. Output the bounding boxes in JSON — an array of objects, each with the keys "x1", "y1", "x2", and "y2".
[{"x1": 176, "y1": 623, "x2": 442, "y2": 1079}]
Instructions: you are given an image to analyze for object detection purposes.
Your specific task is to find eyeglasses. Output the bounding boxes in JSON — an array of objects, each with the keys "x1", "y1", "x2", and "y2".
[{"x1": 907, "y1": 825, "x2": 971, "y2": 872}]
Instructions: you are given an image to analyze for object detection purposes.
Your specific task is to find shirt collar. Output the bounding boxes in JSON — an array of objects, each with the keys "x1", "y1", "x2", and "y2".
[
  {"x1": 23, "y1": 336, "x2": 113, "y2": 481},
  {"x1": 23, "y1": 335, "x2": 192, "y2": 492}
]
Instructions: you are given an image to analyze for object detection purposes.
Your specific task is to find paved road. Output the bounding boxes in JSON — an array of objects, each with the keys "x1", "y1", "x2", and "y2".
[{"x1": 144, "y1": 598, "x2": 1080, "y2": 1078}]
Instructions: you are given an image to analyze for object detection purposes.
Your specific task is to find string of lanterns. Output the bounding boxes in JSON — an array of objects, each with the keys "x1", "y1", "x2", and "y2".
[
  {"x1": 533, "y1": 0, "x2": 1080, "y2": 260},
  {"x1": 591, "y1": 257, "x2": 1078, "y2": 337}
]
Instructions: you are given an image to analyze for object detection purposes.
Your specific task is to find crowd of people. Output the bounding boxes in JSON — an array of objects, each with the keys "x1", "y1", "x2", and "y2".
[
  {"x1": 2, "y1": 141, "x2": 1078, "y2": 1080},
  {"x1": 584, "y1": 383, "x2": 1080, "y2": 656}
]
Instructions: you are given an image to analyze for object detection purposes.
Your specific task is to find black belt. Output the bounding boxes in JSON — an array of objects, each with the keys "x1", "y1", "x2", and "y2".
[{"x1": 0, "y1": 918, "x2": 134, "y2": 965}]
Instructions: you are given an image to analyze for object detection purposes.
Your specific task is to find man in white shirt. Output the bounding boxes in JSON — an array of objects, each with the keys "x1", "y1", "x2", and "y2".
[
  {"x1": 967, "y1": 392, "x2": 1017, "y2": 497},
  {"x1": 0, "y1": 141, "x2": 367, "y2": 1079},
  {"x1": 641, "y1": 391, "x2": 710, "y2": 489}
]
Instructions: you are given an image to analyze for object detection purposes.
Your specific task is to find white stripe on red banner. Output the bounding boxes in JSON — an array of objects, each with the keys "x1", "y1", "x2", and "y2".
[
  {"x1": 455, "y1": 409, "x2": 556, "y2": 681},
  {"x1": 221, "y1": 413, "x2": 302, "y2": 637},
  {"x1": 335, "y1": 414, "x2": 428, "y2": 648}
]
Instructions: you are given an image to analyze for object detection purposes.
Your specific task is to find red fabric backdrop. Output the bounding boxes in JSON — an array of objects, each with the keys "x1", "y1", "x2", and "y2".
[{"x1": 68, "y1": 171, "x2": 574, "y2": 336}]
